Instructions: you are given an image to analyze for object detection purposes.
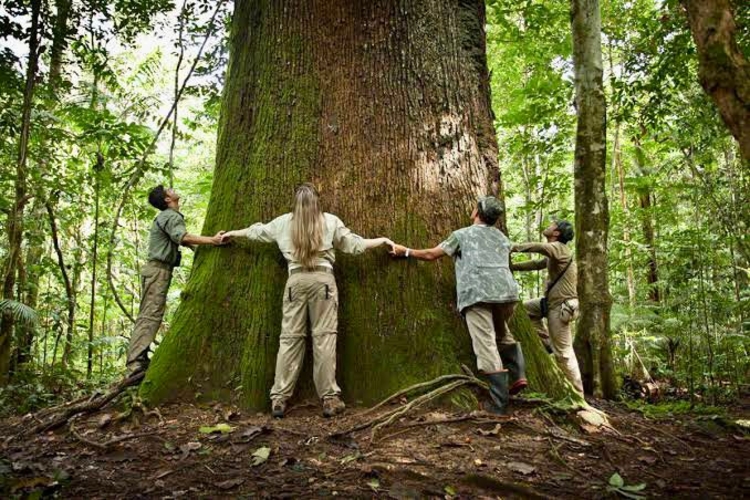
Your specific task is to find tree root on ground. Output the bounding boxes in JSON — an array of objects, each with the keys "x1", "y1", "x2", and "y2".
[
  {"x1": 331, "y1": 366, "x2": 490, "y2": 441},
  {"x1": 21, "y1": 372, "x2": 145, "y2": 436},
  {"x1": 331, "y1": 365, "x2": 613, "y2": 442}
]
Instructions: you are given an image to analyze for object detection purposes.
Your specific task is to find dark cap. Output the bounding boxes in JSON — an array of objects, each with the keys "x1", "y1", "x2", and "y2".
[{"x1": 477, "y1": 196, "x2": 504, "y2": 224}]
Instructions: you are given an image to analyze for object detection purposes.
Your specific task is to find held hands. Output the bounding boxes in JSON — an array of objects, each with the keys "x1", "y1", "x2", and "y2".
[
  {"x1": 211, "y1": 231, "x2": 227, "y2": 246},
  {"x1": 389, "y1": 243, "x2": 408, "y2": 258}
]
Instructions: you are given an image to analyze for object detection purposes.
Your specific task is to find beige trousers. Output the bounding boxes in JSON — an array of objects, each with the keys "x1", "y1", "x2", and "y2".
[
  {"x1": 525, "y1": 298, "x2": 583, "y2": 394},
  {"x1": 270, "y1": 271, "x2": 341, "y2": 402},
  {"x1": 464, "y1": 302, "x2": 517, "y2": 374},
  {"x1": 126, "y1": 261, "x2": 172, "y2": 372}
]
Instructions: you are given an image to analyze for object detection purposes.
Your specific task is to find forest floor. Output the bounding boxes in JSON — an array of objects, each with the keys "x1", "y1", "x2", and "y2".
[{"x1": 1, "y1": 395, "x2": 749, "y2": 499}]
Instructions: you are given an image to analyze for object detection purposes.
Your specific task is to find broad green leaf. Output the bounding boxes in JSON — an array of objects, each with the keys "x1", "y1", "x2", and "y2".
[
  {"x1": 251, "y1": 446, "x2": 271, "y2": 466},
  {"x1": 609, "y1": 473, "x2": 624, "y2": 488}
]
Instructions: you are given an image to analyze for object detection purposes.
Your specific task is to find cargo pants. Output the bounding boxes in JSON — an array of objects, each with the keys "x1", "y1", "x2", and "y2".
[
  {"x1": 524, "y1": 298, "x2": 584, "y2": 394},
  {"x1": 126, "y1": 260, "x2": 172, "y2": 374},
  {"x1": 270, "y1": 270, "x2": 341, "y2": 403},
  {"x1": 463, "y1": 302, "x2": 517, "y2": 374}
]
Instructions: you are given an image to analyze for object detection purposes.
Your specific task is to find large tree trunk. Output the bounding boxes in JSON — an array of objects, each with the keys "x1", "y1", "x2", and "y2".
[
  {"x1": 570, "y1": 0, "x2": 617, "y2": 398},
  {"x1": 681, "y1": 0, "x2": 750, "y2": 162},
  {"x1": 1, "y1": 0, "x2": 42, "y2": 385},
  {"x1": 141, "y1": 0, "x2": 582, "y2": 410}
]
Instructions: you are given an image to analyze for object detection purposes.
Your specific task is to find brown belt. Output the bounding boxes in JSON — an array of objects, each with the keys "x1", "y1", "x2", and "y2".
[{"x1": 289, "y1": 266, "x2": 334, "y2": 275}]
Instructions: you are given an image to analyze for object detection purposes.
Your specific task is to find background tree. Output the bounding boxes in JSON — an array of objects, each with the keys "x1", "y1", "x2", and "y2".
[{"x1": 570, "y1": 0, "x2": 617, "y2": 398}]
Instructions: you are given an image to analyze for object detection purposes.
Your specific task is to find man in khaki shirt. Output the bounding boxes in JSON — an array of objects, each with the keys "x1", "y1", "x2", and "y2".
[
  {"x1": 510, "y1": 220, "x2": 583, "y2": 394},
  {"x1": 126, "y1": 185, "x2": 225, "y2": 376}
]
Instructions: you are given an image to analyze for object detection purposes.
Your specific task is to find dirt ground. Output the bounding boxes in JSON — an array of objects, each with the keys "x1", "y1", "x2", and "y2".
[{"x1": 1, "y1": 396, "x2": 749, "y2": 499}]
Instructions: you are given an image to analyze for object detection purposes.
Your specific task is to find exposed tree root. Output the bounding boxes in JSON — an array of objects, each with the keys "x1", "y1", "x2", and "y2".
[
  {"x1": 23, "y1": 372, "x2": 145, "y2": 436},
  {"x1": 332, "y1": 366, "x2": 613, "y2": 442}
]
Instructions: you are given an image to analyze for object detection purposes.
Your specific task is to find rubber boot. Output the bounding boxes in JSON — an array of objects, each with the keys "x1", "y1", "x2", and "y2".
[
  {"x1": 499, "y1": 343, "x2": 528, "y2": 395},
  {"x1": 484, "y1": 371, "x2": 510, "y2": 415}
]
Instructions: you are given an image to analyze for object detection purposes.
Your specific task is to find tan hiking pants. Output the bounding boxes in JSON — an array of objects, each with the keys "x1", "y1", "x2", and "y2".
[
  {"x1": 525, "y1": 298, "x2": 583, "y2": 393},
  {"x1": 126, "y1": 261, "x2": 172, "y2": 372},
  {"x1": 464, "y1": 302, "x2": 517, "y2": 374},
  {"x1": 270, "y1": 271, "x2": 341, "y2": 402}
]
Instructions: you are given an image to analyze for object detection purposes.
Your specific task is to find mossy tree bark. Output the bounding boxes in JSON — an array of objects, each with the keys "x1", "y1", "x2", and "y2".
[
  {"x1": 570, "y1": 0, "x2": 617, "y2": 398},
  {"x1": 141, "y1": 0, "x2": 582, "y2": 410}
]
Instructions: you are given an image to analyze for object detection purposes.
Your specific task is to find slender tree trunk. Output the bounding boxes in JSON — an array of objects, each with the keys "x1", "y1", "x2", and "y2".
[
  {"x1": 633, "y1": 137, "x2": 659, "y2": 303},
  {"x1": 570, "y1": 0, "x2": 617, "y2": 398},
  {"x1": 142, "y1": 0, "x2": 582, "y2": 410},
  {"x1": 1, "y1": 0, "x2": 42, "y2": 385},
  {"x1": 613, "y1": 127, "x2": 635, "y2": 306},
  {"x1": 45, "y1": 201, "x2": 76, "y2": 369},
  {"x1": 681, "y1": 0, "x2": 750, "y2": 162},
  {"x1": 87, "y1": 156, "x2": 103, "y2": 378},
  {"x1": 15, "y1": 204, "x2": 45, "y2": 369}
]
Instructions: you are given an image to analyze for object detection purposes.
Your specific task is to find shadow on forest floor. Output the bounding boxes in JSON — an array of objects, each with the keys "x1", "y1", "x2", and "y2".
[{"x1": 1, "y1": 396, "x2": 749, "y2": 499}]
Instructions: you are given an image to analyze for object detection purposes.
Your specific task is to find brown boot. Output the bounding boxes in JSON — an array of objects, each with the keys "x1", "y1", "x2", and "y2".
[{"x1": 322, "y1": 396, "x2": 345, "y2": 417}]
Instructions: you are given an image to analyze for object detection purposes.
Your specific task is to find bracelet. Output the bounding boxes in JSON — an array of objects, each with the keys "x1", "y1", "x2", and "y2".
[{"x1": 405, "y1": 248, "x2": 411, "y2": 258}]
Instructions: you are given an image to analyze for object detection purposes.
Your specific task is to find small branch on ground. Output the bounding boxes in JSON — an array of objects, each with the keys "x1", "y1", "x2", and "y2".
[{"x1": 69, "y1": 415, "x2": 155, "y2": 450}]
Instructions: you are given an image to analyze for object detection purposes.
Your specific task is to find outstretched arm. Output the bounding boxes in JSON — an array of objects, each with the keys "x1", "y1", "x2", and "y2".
[
  {"x1": 183, "y1": 232, "x2": 225, "y2": 247},
  {"x1": 220, "y1": 219, "x2": 279, "y2": 244},
  {"x1": 362, "y1": 237, "x2": 395, "y2": 250},
  {"x1": 390, "y1": 244, "x2": 446, "y2": 261}
]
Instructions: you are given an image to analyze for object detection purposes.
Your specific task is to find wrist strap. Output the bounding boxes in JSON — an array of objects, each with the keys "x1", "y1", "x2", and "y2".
[{"x1": 405, "y1": 248, "x2": 411, "y2": 258}]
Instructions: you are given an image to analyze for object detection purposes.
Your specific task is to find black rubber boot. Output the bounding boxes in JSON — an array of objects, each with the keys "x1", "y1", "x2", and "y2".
[
  {"x1": 485, "y1": 371, "x2": 510, "y2": 415},
  {"x1": 499, "y1": 343, "x2": 528, "y2": 395}
]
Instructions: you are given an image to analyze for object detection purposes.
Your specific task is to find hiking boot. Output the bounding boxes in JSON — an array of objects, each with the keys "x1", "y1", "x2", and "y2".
[
  {"x1": 484, "y1": 371, "x2": 510, "y2": 415},
  {"x1": 322, "y1": 396, "x2": 345, "y2": 418},
  {"x1": 499, "y1": 343, "x2": 528, "y2": 395},
  {"x1": 271, "y1": 399, "x2": 287, "y2": 419}
]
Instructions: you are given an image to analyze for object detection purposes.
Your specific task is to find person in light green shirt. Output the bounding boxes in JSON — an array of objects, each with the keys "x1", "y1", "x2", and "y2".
[
  {"x1": 390, "y1": 196, "x2": 524, "y2": 415},
  {"x1": 126, "y1": 185, "x2": 225, "y2": 376}
]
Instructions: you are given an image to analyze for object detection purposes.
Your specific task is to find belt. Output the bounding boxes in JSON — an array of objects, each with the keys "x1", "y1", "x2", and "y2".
[
  {"x1": 147, "y1": 260, "x2": 173, "y2": 271},
  {"x1": 289, "y1": 266, "x2": 334, "y2": 275}
]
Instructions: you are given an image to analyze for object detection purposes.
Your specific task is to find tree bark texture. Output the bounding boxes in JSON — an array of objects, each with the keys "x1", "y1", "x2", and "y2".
[
  {"x1": 1, "y1": 0, "x2": 42, "y2": 385},
  {"x1": 141, "y1": 0, "x2": 581, "y2": 410},
  {"x1": 570, "y1": 0, "x2": 617, "y2": 398},
  {"x1": 681, "y1": 0, "x2": 750, "y2": 162}
]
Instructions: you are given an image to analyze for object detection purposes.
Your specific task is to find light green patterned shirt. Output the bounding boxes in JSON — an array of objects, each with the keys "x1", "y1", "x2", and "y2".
[{"x1": 440, "y1": 224, "x2": 519, "y2": 312}]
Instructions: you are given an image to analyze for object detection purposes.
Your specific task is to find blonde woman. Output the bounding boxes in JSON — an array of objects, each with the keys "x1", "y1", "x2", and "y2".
[{"x1": 221, "y1": 184, "x2": 393, "y2": 418}]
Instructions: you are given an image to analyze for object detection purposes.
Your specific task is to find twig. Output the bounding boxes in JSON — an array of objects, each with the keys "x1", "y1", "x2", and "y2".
[{"x1": 70, "y1": 416, "x2": 155, "y2": 449}]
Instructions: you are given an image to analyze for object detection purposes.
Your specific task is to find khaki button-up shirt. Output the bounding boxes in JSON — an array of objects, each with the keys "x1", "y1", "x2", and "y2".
[
  {"x1": 148, "y1": 208, "x2": 186, "y2": 266},
  {"x1": 510, "y1": 241, "x2": 577, "y2": 308}
]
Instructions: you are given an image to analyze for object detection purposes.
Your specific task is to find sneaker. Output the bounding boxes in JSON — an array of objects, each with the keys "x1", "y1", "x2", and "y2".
[
  {"x1": 271, "y1": 399, "x2": 287, "y2": 418},
  {"x1": 322, "y1": 396, "x2": 345, "y2": 417}
]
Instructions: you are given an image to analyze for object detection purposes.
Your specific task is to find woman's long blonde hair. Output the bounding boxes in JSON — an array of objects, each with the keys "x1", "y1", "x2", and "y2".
[{"x1": 291, "y1": 183, "x2": 324, "y2": 269}]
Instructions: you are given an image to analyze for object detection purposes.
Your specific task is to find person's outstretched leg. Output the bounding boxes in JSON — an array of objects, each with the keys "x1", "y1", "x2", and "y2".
[
  {"x1": 308, "y1": 272, "x2": 344, "y2": 417},
  {"x1": 524, "y1": 298, "x2": 552, "y2": 353},
  {"x1": 270, "y1": 274, "x2": 308, "y2": 417},
  {"x1": 126, "y1": 262, "x2": 172, "y2": 375},
  {"x1": 464, "y1": 304, "x2": 508, "y2": 414},
  {"x1": 494, "y1": 302, "x2": 527, "y2": 395},
  {"x1": 548, "y1": 304, "x2": 584, "y2": 394}
]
